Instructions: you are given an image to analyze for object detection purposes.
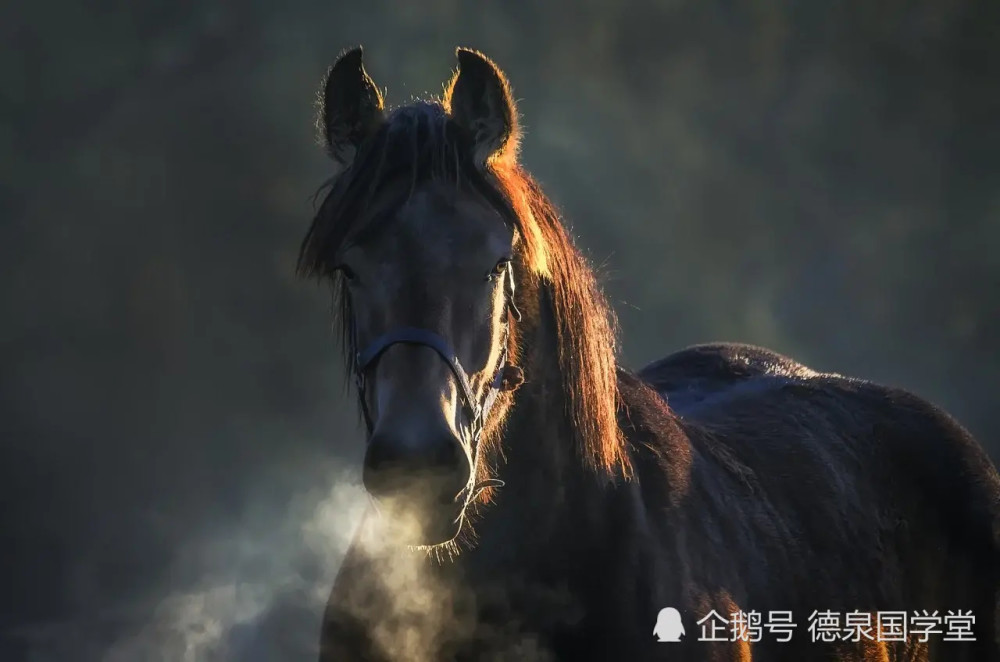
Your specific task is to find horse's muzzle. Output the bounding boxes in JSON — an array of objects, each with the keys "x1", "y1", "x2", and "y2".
[{"x1": 362, "y1": 429, "x2": 471, "y2": 544}]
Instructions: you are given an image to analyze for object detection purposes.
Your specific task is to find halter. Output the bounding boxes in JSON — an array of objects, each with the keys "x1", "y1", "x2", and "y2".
[{"x1": 351, "y1": 267, "x2": 521, "y2": 443}]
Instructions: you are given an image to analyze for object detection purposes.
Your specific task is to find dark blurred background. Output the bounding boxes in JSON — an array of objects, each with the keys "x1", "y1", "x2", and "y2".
[{"x1": 2, "y1": 1, "x2": 998, "y2": 660}]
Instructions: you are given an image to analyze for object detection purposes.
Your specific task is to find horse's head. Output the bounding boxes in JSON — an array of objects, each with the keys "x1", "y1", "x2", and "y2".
[{"x1": 301, "y1": 48, "x2": 527, "y2": 546}]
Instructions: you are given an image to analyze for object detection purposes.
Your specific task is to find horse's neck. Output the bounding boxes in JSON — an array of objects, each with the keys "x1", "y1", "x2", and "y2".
[
  {"x1": 476, "y1": 382, "x2": 582, "y2": 546},
  {"x1": 465, "y1": 316, "x2": 616, "y2": 570}
]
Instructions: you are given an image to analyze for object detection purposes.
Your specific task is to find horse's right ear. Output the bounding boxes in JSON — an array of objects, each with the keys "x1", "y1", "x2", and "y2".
[{"x1": 318, "y1": 46, "x2": 385, "y2": 170}]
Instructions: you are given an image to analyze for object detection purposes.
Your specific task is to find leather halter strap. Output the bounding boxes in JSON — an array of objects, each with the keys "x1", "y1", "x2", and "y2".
[{"x1": 351, "y1": 268, "x2": 520, "y2": 442}]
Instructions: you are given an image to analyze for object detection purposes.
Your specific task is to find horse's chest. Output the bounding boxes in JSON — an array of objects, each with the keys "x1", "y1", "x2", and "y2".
[{"x1": 438, "y1": 561, "x2": 589, "y2": 657}]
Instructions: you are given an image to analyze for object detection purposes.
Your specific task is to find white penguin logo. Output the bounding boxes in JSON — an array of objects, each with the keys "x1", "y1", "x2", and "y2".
[{"x1": 653, "y1": 607, "x2": 685, "y2": 642}]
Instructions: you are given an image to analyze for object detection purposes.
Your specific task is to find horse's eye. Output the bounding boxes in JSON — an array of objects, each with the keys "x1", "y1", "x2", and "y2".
[
  {"x1": 487, "y1": 258, "x2": 511, "y2": 282},
  {"x1": 338, "y1": 265, "x2": 357, "y2": 283}
]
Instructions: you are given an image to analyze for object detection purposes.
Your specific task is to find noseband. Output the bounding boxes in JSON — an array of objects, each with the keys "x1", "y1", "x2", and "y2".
[{"x1": 351, "y1": 268, "x2": 522, "y2": 444}]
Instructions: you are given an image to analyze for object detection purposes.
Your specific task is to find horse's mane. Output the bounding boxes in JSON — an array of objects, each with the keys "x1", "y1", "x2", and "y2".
[{"x1": 297, "y1": 101, "x2": 631, "y2": 482}]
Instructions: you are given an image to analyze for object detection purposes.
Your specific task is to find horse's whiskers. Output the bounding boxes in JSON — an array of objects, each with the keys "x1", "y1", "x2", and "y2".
[
  {"x1": 474, "y1": 478, "x2": 506, "y2": 490},
  {"x1": 462, "y1": 478, "x2": 505, "y2": 504}
]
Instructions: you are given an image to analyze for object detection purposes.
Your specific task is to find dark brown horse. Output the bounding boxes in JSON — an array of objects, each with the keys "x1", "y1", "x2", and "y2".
[{"x1": 298, "y1": 46, "x2": 1000, "y2": 661}]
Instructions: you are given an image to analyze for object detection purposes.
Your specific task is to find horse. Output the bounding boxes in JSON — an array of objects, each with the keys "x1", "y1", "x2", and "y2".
[{"x1": 297, "y1": 46, "x2": 1000, "y2": 661}]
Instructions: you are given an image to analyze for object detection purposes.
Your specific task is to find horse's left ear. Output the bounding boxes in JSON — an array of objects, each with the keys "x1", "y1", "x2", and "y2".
[{"x1": 444, "y1": 48, "x2": 520, "y2": 168}]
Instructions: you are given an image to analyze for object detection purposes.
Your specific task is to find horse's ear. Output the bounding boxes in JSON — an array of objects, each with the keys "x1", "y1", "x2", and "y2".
[
  {"x1": 318, "y1": 46, "x2": 385, "y2": 170},
  {"x1": 444, "y1": 48, "x2": 520, "y2": 168}
]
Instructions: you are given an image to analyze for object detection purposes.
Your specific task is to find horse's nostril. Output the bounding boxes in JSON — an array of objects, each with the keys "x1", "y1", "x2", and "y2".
[
  {"x1": 430, "y1": 436, "x2": 465, "y2": 471},
  {"x1": 362, "y1": 432, "x2": 469, "y2": 499}
]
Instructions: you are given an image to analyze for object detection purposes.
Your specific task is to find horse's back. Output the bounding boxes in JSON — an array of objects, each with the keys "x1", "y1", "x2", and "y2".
[
  {"x1": 638, "y1": 342, "x2": 1000, "y2": 552},
  {"x1": 638, "y1": 342, "x2": 819, "y2": 413},
  {"x1": 637, "y1": 342, "x2": 1000, "y2": 659}
]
